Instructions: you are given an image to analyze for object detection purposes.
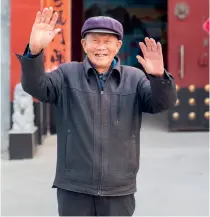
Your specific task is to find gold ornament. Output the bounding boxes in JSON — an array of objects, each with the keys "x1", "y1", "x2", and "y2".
[
  {"x1": 204, "y1": 98, "x2": 209, "y2": 106},
  {"x1": 188, "y1": 98, "x2": 196, "y2": 106},
  {"x1": 176, "y1": 85, "x2": 180, "y2": 91},
  {"x1": 175, "y1": 99, "x2": 180, "y2": 106},
  {"x1": 204, "y1": 84, "x2": 209, "y2": 92},
  {"x1": 188, "y1": 112, "x2": 196, "y2": 120},
  {"x1": 188, "y1": 85, "x2": 196, "y2": 92},
  {"x1": 204, "y1": 112, "x2": 209, "y2": 119},
  {"x1": 172, "y1": 112, "x2": 179, "y2": 120}
]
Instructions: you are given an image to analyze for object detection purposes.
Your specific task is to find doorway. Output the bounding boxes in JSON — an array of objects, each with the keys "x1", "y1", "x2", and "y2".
[{"x1": 70, "y1": 0, "x2": 169, "y2": 131}]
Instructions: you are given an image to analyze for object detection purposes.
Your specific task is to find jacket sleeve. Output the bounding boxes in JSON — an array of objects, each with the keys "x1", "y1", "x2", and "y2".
[
  {"x1": 137, "y1": 70, "x2": 177, "y2": 113},
  {"x1": 15, "y1": 45, "x2": 64, "y2": 104}
]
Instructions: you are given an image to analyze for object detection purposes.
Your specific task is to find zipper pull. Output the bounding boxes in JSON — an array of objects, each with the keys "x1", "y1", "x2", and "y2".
[{"x1": 101, "y1": 91, "x2": 103, "y2": 95}]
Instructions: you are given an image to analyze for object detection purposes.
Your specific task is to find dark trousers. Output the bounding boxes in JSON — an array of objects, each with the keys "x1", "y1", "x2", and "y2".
[{"x1": 57, "y1": 188, "x2": 135, "y2": 216}]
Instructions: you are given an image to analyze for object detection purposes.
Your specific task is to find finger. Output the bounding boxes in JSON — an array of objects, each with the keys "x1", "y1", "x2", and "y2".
[
  {"x1": 40, "y1": 8, "x2": 49, "y2": 23},
  {"x1": 34, "y1": 11, "x2": 41, "y2": 24},
  {"x1": 45, "y1": 7, "x2": 53, "y2": 24},
  {"x1": 136, "y1": 55, "x2": 146, "y2": 67},
  {"x1": 49, "y1": 12, "x2": 59, "y2": 28},
  {"x1": 150, "y1": 38, "x2": 157, "y2": 52},
  {"x1": 145, "y1": 37, "x2": 152, "y2": 52},
  {"x1": 157, "y1": 42, "x2": 163, "y2": 55},
  {"x1": 53, "y1": 28, "x2": 61, "y2": 36},
  {"x1": 139, "y1": 42, "x2": 147, "y2": 57}
]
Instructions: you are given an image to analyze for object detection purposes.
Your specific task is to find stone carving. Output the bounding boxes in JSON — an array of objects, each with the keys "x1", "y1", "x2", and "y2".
[{"x1": 11, "y1": 83, "x2": 35, "y2": 132}]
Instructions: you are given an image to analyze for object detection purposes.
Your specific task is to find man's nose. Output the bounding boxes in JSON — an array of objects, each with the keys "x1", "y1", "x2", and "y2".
[{"x1": 96, "y1": 43, "x2": 106, "y2": 50}]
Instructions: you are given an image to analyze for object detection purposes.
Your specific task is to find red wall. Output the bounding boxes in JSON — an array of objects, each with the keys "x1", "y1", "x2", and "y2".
[{"x1": 10, "y1": 0, "x2": 41, "y2": 100}]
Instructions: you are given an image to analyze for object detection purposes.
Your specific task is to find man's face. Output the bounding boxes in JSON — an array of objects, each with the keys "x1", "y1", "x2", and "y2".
[{"x1": 81, "y1": 33, "x2": 122, "y2": 72}]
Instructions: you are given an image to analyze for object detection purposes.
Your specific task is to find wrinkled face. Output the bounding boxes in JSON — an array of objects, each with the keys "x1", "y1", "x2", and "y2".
[{"x1": 81, "y1": 33, "x2": 122, "y2": 73}]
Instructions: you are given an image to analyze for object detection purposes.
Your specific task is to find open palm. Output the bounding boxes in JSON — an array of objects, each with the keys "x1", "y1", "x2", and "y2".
[
  {"x1": 136, "y1": 37, "x2": 164, "y2": 77},
  {"x1": 29, "y1": 7, "x2": 61, "y2": 54}
]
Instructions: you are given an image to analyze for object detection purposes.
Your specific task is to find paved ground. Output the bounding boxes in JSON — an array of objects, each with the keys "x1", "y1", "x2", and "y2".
[{"x1": 1, "y1": 112, "x2": 209, "y2": 216}]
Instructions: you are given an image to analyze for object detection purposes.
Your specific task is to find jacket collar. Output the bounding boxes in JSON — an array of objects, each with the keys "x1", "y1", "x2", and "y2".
[{"x1": 83, "y1": 55, "x2": 121, "y2": 79}]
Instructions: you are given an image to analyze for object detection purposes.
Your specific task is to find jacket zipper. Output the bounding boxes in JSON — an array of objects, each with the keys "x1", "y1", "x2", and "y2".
[
  {"x1": 98, "y1": 90, "x2": 103, "y2": 195},
  {"x1": 96, "y1": 71, "x2": 109, "y2": 195},
  {"x1": 94, "y1": 71, "x2": 104, "y2": 196}
]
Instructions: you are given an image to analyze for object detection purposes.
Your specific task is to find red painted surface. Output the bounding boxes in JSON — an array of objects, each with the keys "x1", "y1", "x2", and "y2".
[
  {"x1": 168, "y1": 0, "x2": 209, "y2": 87},
  {"x1": 10, "y1": 0, "x2": 41, "y2": 100}
]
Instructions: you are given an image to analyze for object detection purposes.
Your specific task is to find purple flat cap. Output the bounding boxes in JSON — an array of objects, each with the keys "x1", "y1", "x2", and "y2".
[{"x1": 81, "y1": 16, "x2": 123, "y2": 40}]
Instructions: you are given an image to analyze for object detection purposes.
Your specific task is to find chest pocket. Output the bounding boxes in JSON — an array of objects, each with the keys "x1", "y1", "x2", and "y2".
[{"x1": 64, "y1": 87, "x2": 95, "y2": 126}]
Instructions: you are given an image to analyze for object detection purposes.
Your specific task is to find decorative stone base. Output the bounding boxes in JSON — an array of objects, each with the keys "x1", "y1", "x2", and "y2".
[
  {"x1": 10, "y1": 101, "x2": 48, "y2": 145},
  {"x1": 8, "y1": 127, "x2": 38, "y2": 160},
  {"x1": 34, "y1": 102, "x2": 45, "y2": 145}
]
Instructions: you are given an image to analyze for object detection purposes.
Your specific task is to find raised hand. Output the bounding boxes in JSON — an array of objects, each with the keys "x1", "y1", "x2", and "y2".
[
  {"x1": 29, "y1": 7, "x2": 61, "y2": 55},
  {"x1": 136, "y1": 37, "x2": 164, "y2": 77}
]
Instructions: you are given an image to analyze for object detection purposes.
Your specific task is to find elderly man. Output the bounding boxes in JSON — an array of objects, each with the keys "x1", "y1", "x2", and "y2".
[{"x1": 16, "y1": 7, "x2": 177, "y2": 216}]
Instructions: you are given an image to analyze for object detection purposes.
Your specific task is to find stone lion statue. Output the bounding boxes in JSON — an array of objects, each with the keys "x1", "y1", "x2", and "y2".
[{"x1": 12, "y1": 83, "x2": 35, "y2": 131}]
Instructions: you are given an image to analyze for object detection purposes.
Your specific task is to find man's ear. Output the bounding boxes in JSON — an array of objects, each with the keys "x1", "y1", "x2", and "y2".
[
  {"x1": 116, "y1": 40, "x2": 123, "y2": 54},
  {"x1": 81, "y1": 39, "x2": 87, "y2": 53}
]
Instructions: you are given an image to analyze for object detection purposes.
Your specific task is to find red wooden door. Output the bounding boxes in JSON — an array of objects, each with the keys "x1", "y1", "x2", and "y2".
[{"x1": 168, "y1": 0, "x2": 209, "y2": 131}]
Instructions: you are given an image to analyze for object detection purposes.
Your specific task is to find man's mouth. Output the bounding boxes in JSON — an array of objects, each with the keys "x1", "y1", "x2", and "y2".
[{"x1": 95, "y1": 54, "x2": 108, "y2": 57}]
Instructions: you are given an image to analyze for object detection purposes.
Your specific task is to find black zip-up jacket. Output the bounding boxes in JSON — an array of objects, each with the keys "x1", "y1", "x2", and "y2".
[{"x1": 16, "y1": 46, "x2": 177, "y2": 196}]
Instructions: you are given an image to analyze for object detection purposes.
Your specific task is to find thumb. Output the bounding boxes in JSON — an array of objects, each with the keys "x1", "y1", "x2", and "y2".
[
  {"x1": 53, "y1": 28, "x2": 61, "y2": 36},
  {"x1": 136, "y1": 55, "x2": 146, "y2": 67}
]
